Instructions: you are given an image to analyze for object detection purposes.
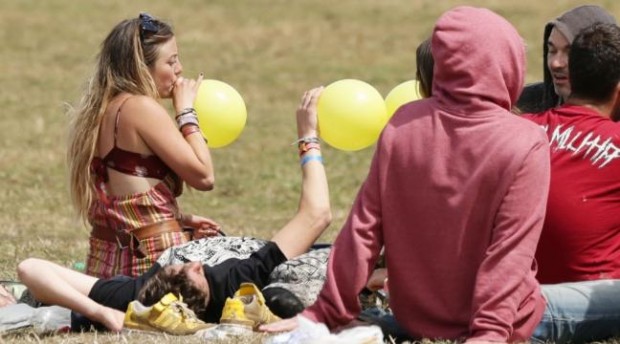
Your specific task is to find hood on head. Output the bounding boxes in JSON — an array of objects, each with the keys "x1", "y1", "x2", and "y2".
[
  {"x1": 541, "y1": 5, "x2": 617, "y2": 107},
  {"x1": 431, "y1": 6, "x2": 525, "y2": 114}
]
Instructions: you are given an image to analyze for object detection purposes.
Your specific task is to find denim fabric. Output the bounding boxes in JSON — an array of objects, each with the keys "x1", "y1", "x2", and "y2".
[
  {"x1": 533, "y1": 280, "x2": 620, "y2": 344},
  {"x1": 360, "y1": 280, "x2": 620, "y2": 343},
  {"x1": 358, "y1": 307, "x2": 412, "y2": 342}
]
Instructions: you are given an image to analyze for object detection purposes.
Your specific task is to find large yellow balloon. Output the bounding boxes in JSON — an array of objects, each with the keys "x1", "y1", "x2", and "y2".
[
  {"x1": 317, "y1": 79, "x2": 387, "y2": 151},
  {"x1": 193, "y1": 80, "x2": 247, "y2": 148},
  {"x1": 385, "y1": 80, "x2": 423, "y2": 118}
]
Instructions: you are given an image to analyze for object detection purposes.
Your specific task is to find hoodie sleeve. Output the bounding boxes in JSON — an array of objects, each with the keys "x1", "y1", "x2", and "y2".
[
  {"x1": 467, "y1": 137, "x2": 550, "y2": 342},
  {"x1": 302, "y1": 146, "x2": 384, "y2": 328}
]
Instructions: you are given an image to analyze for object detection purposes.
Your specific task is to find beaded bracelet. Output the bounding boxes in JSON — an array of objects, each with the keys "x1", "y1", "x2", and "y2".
[{"x1": 300, "y1": 154, "x2": 323, "y2": 166}]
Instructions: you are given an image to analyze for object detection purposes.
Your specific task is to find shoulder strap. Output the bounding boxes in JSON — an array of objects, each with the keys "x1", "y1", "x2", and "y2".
[{"x1": 112, "y1": 96, "x2": 133, "y2": 146}]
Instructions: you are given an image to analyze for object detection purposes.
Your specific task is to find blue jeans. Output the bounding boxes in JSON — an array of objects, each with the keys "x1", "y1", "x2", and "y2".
[
  {"x1": 532, "y1": 280, "x2": 620, "y2": 343},
  {"x1": 359, "y1": 279, "x2": 620, "y2": 344}
]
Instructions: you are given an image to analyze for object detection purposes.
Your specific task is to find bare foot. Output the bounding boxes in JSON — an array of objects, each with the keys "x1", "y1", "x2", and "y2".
[
  {"x1": 0, "y1": 285, "x2": 17, "y2": 308},
  {"x1": 92, "y1": 305, "x2": 124, "y2": 332}
]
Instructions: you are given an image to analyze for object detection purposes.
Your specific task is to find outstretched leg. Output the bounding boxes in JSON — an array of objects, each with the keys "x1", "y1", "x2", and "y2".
[{"x1": 17, "y1": 258, "x2": 124, "y2": 332}]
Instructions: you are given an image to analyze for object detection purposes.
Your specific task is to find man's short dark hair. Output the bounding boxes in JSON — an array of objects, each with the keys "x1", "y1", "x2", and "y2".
[
  {"x1": 569, "y1": 23, "x2": 620, "y2": 103},
  {"x1": 138, "y1": 267, "x2": 209, "y2": 320}
]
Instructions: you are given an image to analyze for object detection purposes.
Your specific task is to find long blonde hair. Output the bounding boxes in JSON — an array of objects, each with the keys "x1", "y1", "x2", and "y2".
[{"x1": 67, "y1": 15, "x2": 174, "y2": 222}]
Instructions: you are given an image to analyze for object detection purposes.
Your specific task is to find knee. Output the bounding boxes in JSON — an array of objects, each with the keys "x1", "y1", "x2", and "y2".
[{"x1": 17, "y1": 258, "x2": 39, "y2": 282}]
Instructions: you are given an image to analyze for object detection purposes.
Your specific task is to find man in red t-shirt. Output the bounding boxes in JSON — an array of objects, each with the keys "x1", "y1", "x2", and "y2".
[{"x1": 523, "y1": 23, "x2": 620, "y2": 284}]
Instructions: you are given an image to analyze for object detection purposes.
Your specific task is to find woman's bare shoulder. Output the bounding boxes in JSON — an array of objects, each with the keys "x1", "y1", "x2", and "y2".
[{"x1": 121, "y1": 95, "x2": 169, "y2": 122}]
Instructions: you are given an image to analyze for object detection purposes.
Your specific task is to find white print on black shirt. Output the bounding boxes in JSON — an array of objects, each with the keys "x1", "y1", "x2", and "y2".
[{"x1": 539, "y1": 124, "x2": 620, "y2": 168}]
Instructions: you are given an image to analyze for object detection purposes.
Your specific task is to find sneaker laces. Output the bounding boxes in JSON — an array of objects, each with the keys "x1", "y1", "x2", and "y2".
[
  {"x1": 238, "y1": 295, "x2": 254, "y2": 305},
  {"x1": 169, "y1": 299, "x2": 202, "y2": 323}
]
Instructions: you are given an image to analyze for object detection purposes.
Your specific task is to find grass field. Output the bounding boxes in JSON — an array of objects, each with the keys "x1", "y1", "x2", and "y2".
[{"x1": 1, "y1": 0, "x2": 620, "y2": 342}]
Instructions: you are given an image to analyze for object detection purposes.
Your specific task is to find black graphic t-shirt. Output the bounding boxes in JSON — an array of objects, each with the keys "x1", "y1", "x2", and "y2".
[
  {"x1": 88, "y1": 264, "x2": 160, "y2": 312},
  {"x1": 202, "y1": 241, "x2": 287, "y2": 323}
]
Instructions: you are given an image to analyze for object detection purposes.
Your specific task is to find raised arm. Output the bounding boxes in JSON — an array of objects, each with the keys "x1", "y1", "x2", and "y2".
[
  {"x1": 124, "y1": 74, "x2": 215, "y2": 191},
  {"x1": 271, "y1": 87, "x2": 332, "y2": 259},
  {"x1": 262, "y1": 135, "x2": 384, "y2": 333}
]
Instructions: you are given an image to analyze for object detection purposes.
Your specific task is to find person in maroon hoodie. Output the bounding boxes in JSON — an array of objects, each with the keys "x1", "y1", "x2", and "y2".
[
  {"x1": 265, "y1": 19, "x2": 620, "y2": 344},
  {"x1": 266, "y1": 6, "x2": 550, "y2": 343},
  {"x1": 363, "y1": 21, "x2": 620, "y2": 344}
]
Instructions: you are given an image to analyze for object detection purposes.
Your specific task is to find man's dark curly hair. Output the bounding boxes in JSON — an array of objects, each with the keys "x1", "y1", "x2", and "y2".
[
  {"x1": 137, "y1": 265, "x2": 209, "y2": 320},
  {"x1": 570, "y1": 23, "x2": 620, "y2": 103},
  {"x1": 416, "y1": 38, "x2": 434, "y2": 98}
]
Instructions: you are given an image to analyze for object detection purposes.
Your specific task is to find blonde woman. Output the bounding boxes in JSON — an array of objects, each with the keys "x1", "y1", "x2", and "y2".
[
  {"x1": 18, "y1": 88, "x2": 329, "y2": 332},
  {"x1": 68, "y1": 13, "x2": 219, "y2": 279}
]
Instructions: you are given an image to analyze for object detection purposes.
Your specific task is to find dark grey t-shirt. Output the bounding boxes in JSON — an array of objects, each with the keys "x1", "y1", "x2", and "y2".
[{"x1": 202, "y1": 241, "x2": 286, "y2": 322}]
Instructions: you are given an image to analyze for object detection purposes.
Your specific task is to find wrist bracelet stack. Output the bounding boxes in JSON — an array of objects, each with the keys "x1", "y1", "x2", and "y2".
[
  {"x1": 294, "y1": 136, "x2": 323, "y2": 166},
  {"x1": 176, "y1": 108, "x2": 208, "y2": 143},
  {"x1": 295, "y1": 136, "x2": 320, "y2": 155},
  {"x1": 176, "y1": 108, "x2": 199, "y2": 128}
]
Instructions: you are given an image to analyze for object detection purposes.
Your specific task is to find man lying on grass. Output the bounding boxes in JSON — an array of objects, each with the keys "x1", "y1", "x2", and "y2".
[{"x1": 16, "y1": 87, "x2": 330, "y2": 332}]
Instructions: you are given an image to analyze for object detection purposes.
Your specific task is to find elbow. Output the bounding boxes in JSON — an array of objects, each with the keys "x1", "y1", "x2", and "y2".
[
  {"x1": 311, "y1": 206, "x2": 332, "y2": 232},
  {"x1": 188, "y1": 175, "x2": 215, "y2": 191},
  {"x1": 322, "y1": 208, "x2": 333, "y2": 229}
]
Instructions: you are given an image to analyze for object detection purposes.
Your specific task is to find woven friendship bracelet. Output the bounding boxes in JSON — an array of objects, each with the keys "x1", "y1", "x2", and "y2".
[
  {"x1": 298, "y1": 142, "x2": 321, "y2": 156},
  {"x1": 300, "y1": 154, "x2": 323, "y2": 166}
]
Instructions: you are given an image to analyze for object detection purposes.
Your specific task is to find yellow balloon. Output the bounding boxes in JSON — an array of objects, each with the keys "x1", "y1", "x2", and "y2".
[
  {"x1": 385, "y1": 80, "x2": 423, "y2": 118},
  {"x1": 193, "y1": 80, "x2": 247, "y2": 148},
  {"x1": 317, "y1": 79, "x2": 387, "y2": 151}
]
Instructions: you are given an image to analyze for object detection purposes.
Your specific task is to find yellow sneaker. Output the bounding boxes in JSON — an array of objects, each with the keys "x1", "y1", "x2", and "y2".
[
  {"x1": 124, "y1": 293, "x2": 214, "y2": 335},
  {"x1": 219, "y1": 297, "x2": 255, "y2": 329},
  {"x1": 220, "y1": 283, "x2": 280, "y2": 330}
]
